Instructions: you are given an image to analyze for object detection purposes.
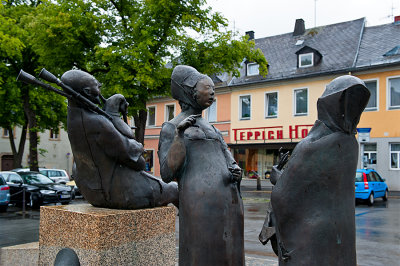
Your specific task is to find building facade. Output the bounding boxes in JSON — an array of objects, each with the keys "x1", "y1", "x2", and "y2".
[
  {"x1": 145, "y1": 17, "x2": 400, "y2": 190},
  {"x1": 0, "y1": 127, "x2": 73, "y2": 174}
]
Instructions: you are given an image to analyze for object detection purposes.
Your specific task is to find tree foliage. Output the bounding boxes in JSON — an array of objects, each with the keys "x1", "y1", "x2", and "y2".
[
  {"x1": 2, "y1": 0, "x2": 268, "y2": 149},
  {"x1": 0, "y1": 0, "x2": 67, "y2": 170}
]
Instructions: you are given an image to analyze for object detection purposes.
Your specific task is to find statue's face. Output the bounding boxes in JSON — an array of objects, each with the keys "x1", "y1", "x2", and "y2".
[
  {"x1": 83, "y1": 78, "x2": 101, "y2": 104},
  {"x1": 195, "y1": 77, "x2": 215, "y2": 109}
]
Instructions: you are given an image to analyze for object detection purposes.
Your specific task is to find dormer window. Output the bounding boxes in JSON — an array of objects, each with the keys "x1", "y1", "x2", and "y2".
[
  {"x1": 299, "y1": 53, "x2": 313, "y2": 68},
  {"x1": 247, "y1": 63, "x2": 259, "y2": 76},
  {"x1": 295, "y1": 46, "x2": 322, "y2": 69}
]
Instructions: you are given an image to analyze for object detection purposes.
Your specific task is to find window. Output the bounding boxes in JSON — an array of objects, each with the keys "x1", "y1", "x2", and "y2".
[
  {"x1": 364, "y1": 143, "x2": 377, "y2": 164},
  {"x1": 247, "y1": 63, "x2": 259, "y2": 76},
  {"x1": 355, "y1": 172, "x2": 363, "y2": 182},
  {"x1": 265, "y1": 92, "x2": 278, "y2": 118},
  {"x1": 8, "y1": 173, "x2": 23, "y2": 184},
  {"x1": 165, "y1": 104, "x2": 175, "y2": 122},
  {"x1": 364, "y1": 80, "x2": 378, "y2": 110},
  {"x1": 299, "y1": 53, "x2": 313, "y2": 68},
  {"x1": 371, "y1": 171, "x2": 384, "y2": 182},
  {"x1": 2, "y1": 128, "x2": 9, "y2": 138},
  {"x1": 206, "y1": 100, "x2": 217, "y2": 122},
  {"x1": 294, "y1": 88, "x2": 308, "y2": 115},
  {"x1": 50, "y1": 128, "x2": 59, "y2": 140},
  {"x1": 239, "y1": 95, "x2": 251, "y2": 120},
  {"x1": 390, "y1": 143, "x2": 400, "y2": 169},
  {"x1": 147, "y1": 106, "x2": 156, "y2": 126},
  {"x1": 143, "y1": 150, "x2": 154, "y2": 174},
  {"x1": 128, "y1": 117, "x2": 135, "y2": 128},
  {"x1": 388, "y1": 77, "x2": 400, "y2": 109}
]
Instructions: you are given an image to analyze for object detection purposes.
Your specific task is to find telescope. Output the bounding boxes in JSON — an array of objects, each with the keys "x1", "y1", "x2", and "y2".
[{"x1": 17, "y1": 69, "x2": 112, "y2": 121}]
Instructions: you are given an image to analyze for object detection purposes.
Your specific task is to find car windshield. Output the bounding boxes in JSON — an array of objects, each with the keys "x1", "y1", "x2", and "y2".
[
  {"x1": 20, "y1": 173, "x2": 54, "y2": 185},
  {"x1": 355, "y1": 172, "x2": 363, "y2": 182}
]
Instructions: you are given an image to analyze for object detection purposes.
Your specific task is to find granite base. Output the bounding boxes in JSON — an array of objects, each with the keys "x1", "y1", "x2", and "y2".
[{"x1": 39, "y1": 204, "x2": 176, "y2": 266}]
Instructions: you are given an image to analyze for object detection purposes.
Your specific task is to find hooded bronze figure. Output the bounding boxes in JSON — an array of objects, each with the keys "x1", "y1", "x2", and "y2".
[
  {"x1": 158, "y1": 65, "x2": 244, "y2": 265},
  {"x1": 63, "y1": 69, "x2": 178, "y2": 209},
  {"x1": 259, "y1": 75, "x2": 370, "y2": 265}
]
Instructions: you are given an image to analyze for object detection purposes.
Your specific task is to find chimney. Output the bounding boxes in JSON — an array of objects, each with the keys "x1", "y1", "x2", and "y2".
[
  {"x1": 246, "y1": 31, "x2": 255, "y2": 40},
  {"x1": 395, "y1": 15, "x2": 400, "y2": 24},
  {"x1": 293, "y1": 19, "x2": 305, "y2": 36}
]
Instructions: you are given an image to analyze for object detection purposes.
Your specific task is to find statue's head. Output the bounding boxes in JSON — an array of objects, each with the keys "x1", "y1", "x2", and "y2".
[
  {"x1": 317, "y1": 75, "x2": 370, "y2": 134},
  {"x1": 171, "y1": 65, "x2": 215, "y2": 111},
  {"x1": 61, "y1": 70, "x2": 101, "y2": 104}
]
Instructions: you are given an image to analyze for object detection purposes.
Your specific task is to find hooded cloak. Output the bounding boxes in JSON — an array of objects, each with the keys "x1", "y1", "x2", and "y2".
[{"x1": 266, "y1": 75, "x2": 370, "y2": 266}]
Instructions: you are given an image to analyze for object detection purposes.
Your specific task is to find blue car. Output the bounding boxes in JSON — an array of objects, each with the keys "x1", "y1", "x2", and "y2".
[
  {"x1": 0, "y1": 174, "x2": 10, "y2": 212},
  {"x1": 355, "y1": 169, "x2": 388, "y2": 206}
]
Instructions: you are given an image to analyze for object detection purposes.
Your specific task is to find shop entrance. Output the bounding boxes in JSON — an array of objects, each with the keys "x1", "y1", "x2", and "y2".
[{"x1": 231, "y1": 144, "x2": 295, "y2": 179}]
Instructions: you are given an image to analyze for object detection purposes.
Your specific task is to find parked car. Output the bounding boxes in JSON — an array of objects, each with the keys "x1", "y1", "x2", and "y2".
[
  {"x1": 355, "y1": 169, "x2": 388, "y2": 206},
  {"x1": 11, "y1": 168, "x2": 70, "y2": 184},
  {"x1": 0, "y1": 174, "x2": 10, "y2": 212},
  {"x1": 4, "y1": 171, "x2": 73, "y2": 209},
  {"x1": 39, "y1": 169, "x2": 70, "y2": 184}
]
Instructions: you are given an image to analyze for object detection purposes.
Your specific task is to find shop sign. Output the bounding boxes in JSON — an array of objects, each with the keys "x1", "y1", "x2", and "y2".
[{"x1": 232, "y1": 124, "x2": 314, "y2": 141}]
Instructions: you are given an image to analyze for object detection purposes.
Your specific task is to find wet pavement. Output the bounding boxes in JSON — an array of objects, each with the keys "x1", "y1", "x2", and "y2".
[{"x1": 1, "y1": 194, "x2": 399, "y2": 265}]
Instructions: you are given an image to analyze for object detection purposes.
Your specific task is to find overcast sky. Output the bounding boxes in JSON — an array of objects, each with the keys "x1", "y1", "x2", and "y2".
[{"x1": 207, "y1": 0, "x2": 400, "y2": 38}]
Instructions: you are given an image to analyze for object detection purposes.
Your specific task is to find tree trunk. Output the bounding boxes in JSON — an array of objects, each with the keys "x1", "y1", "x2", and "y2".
[
  {"x1": 22, "y1": 88, "x2": 39, "y2": 172},
  {"x1": 8, "y1": 122, "x2": 28, "y2": 169},
  {"x1": 133, "y1": 109, "x2": 147, "y2": 145}
]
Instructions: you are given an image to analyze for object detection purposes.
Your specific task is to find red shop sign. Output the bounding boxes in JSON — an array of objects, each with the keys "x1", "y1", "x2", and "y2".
[{"x1": 232, "y1": 124, "x2": 314, "y2": 141}]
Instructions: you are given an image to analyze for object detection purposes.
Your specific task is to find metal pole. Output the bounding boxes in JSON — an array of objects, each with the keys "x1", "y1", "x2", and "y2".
[
  {"x1": 360, "y1": 143, "x2": 365, "y2": 169},
  {"x1": 22, "y1": 187, "x2": 26, "y2": 218},
  {"x1": 257, "y1": 176, "x2": 261, "y2": 191}
]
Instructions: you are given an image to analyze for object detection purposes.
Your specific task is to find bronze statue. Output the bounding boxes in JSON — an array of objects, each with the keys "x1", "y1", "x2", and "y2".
[
  {"x1": 63, "y1": 70, "x2": 179, "y2": 209},
  {"x1": 259, "y1": 75, "x2": 370, "y2": 265},
  {"x1": 158, "y1": 65, "x2": 244, "y2": 265},
  {"x1": 17, "y1": 68, "x2": 178, "y2": 210}
]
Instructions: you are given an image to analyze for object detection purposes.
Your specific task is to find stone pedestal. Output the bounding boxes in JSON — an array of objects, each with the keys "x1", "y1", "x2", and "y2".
[{"x1": 38, "y1": 204, "x2": 176, "y2": 266}]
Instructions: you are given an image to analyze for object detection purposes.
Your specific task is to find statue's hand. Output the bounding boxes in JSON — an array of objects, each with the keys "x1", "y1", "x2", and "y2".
[
  {"x1": 229, "y1": 164, "x2": 242, "y2": 183},
  {"x1": 177, "y1": 114, "x2": 201, "y2": 132},
  {"x1": 277, "y1": 148, "x2": 290, "y2": 170}
]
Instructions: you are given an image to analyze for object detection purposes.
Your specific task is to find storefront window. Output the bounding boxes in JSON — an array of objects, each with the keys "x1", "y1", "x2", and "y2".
[{"x1": 233, "y1": 148, "x2": 290, "y2": 179}]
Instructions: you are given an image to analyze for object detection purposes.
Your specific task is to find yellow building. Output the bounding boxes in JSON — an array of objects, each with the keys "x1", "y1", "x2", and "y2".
[
  {"x1": 144, "y1": 17, "x2": 400, "y2": 190},
  {"x1": 226, "y1": 18, "x2": 400, "y2": 190}
]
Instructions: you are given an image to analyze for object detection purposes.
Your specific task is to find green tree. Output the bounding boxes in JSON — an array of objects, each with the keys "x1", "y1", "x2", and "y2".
[
  {"x1": 94, "y1": 0, "x2": 268, "y2": 144},
  {"x1": 27, "y1": 0, "x2": 268, "y2": 144},
  {"x1": 0, "y1": 0, "x2": 67, "y2": 170}
]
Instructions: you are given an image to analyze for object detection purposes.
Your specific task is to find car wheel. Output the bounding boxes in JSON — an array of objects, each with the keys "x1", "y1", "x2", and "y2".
[
  {"x1": 0, "y1": 205, "x2": 7, "y2": 212},
  {"x1": 30, "y1": 194, "x2": 41, "y2": 209},
  {"x1": 367, "y1": 193, "x2": 374, "y2": 206},
  {"x1": 61, "y1": 201, "x2": 70, "y2": 205},
  {"x1": 383, "y1": 190, "x2": 388, "y2": 201}
]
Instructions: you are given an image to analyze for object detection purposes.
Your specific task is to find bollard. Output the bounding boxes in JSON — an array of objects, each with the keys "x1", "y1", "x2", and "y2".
[
  {"x1": 257, "y1": 176, "x2": 261, "y2": 191},
  {"x1": 22, "y1": 186, "x2": 26, "y2": 218}
]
